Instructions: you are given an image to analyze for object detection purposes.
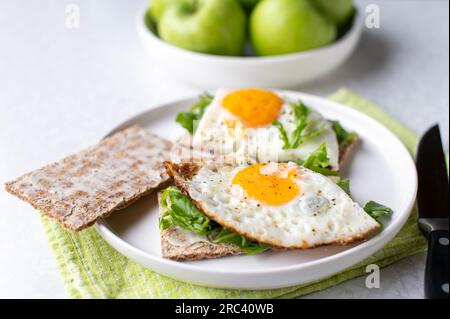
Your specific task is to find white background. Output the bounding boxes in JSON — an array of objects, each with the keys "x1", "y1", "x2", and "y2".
[{"x1": 0, "y1": 0, "x2": 448, "y2": 298}]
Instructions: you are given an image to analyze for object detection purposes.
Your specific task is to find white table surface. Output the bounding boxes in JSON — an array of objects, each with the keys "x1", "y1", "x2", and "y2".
[{"x1": 0, "y1": 0, "x2": 448, "y2": 299}]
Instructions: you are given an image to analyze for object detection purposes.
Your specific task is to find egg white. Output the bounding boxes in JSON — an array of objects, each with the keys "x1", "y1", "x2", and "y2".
[
  {"x1": 185, "y1": 162, "x2": 380, "y2": 248},
  {"x1": 192, "y1": 89, "x2": 340, "y2": 169}
]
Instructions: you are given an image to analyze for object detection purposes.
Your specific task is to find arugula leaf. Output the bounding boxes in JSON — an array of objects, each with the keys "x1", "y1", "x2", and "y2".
[
  {"x1": 363, "y1": 201, "x2": 393, "y2": 220},
  {"x1": 176, "y1": 93, "x2": 213, "y2": 134},
  {"x1": 337, "y1": 178, "x2": 351, "y2": 195},
  {"x1": 284, "y1": 100, "x2": 309, "y2": 149},
  {"x1": 304, "y1": 165, "x2": 340, "y2": 176},
  {"x1": 303, "y1": 124, "x2": 326, "y2": 141},
  {"x1": 159, "y1": 186, "x2": 218, "y2": 235},
  {"x1": 303, "y1": 143, "x2": 329, "y2": 168},
  {"x1": 330, "y1": 120, "x2": 357, "y2": 147},
  {"x1": 272, "y1": 120, "x2": 289, "y2": 147},
  {"x1": 300, "y1": 143, "x2": 340, "y2": 176},
  {"x1": 213, "y1": 228, "x2": 270, "y2": 255},
  {"x1": 292, "y1": 99, "x2": 310, "y2": 119},
  {"x1": 273, "y1": 100, "x2": 325, "y2": 150},
  {"x1": 159, "y1": 186, "x2": 270, "y2": 254}
]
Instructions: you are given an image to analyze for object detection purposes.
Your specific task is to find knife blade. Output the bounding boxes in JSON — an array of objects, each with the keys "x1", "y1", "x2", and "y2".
[{"x1": 416, "y1": 124, "x2": 449, "y2": 299}]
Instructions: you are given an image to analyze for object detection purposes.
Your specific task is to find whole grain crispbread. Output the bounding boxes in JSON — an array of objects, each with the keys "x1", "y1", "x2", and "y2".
[
  {"x1": 338, "y1": 135, "x2": 360, "y2": 169},
  {"x1": 5, "y1": 125, "x2": 172, "y2": 231}
]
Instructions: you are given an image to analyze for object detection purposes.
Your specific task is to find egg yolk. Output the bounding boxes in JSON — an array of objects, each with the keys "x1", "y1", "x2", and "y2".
[
  {"x1": 222, "y1": 89, "x2": 283, "y2": 128},
  {"x1": 232, "y1": 163, "x2": 301, "y2": 206}
]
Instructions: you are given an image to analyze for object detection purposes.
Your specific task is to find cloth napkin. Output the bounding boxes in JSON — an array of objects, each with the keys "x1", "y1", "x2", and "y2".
[{"x1": 40, "y1": 89, "x2": 427, "y2": 299}]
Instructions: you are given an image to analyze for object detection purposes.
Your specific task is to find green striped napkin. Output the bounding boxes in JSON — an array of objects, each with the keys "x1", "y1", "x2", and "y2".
[{"x1": 41, "y1": 89, "x2": 427, "y2": 299}]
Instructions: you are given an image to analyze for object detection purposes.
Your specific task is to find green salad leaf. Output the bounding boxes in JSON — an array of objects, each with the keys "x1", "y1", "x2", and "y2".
[
  {"x1": 336, "y1": 178, "x2": 351, "y2": 195},
  {"x1": 330, "y1": 120, "x2": 357, "y2": 148},
  {"x1": 363, "y1": 201, "x2": 393, "y2": 221},
  {"x1": 213, "y1": 228, "x2": 270, "y2": 255},
  {"x1": 159, "y1": 186, "x2": 269, "y2": 255},
  {"x1": 273, "y1": 100, "x2": 325, "y2": 150},
  {"x1": 303, "y1": 143, "x2": 329, "y2": 168},
  {"x1": 300, "y1": 143, "x2": 340, "y2": 176},
  {"x1": 272, "y1": 121, "x2": 289, "y2": 147},
  {"x1": 176, "y1": 93, "x2": 213, "y2": 134},
  {"x1": 159, "y1": 186, "x2": 218, "y2": 235}
]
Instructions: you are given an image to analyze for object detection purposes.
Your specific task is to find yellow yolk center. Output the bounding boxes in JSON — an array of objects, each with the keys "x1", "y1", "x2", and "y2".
[
  {"x1": 232, "y1": 163, "x2": 301, "y2": 206},
  {"x1": 222, "y1": 89, "x2": 283, "y2": 128}
]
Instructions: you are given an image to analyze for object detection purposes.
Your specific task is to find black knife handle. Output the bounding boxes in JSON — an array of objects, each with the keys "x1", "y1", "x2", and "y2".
[{"x1": 425, "y1": 230, "x2": 449, "y2": 299}]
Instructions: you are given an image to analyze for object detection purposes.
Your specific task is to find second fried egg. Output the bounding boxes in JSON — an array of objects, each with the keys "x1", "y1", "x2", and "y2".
[{"x1": 192, "y1": 88, "x2": 340, "y2": 169}]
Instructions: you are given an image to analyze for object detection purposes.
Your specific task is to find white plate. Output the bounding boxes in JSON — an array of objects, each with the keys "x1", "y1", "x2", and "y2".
[
  {"x1": 96, "y1": 91, "x2": 417, "y2": 290},
  {"x1": 137, "y1": 1, "x2": 364, "y2": 89}
]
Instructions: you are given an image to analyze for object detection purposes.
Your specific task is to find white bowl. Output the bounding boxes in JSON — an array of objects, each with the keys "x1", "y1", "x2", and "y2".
[{"x1": 137, "y1": 1, "x2": 364, "y2": 89}]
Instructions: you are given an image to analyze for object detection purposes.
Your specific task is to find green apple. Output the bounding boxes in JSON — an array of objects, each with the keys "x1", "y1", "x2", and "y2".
[
  {"x1": 311, "y1": 0, "x2": 354, "y2": 27},
  {"x1": 159, "y1": 0, "x2": 247, "y2": 56},
  {"x1": 149, "y1": 0, "x2": 177, "y2": 24},
  {"x1": 250, "y1": 0, "x2": 337, "y2": 56},
  {"x1": 145, "y1": 7, "x2": 157, "y2": 33},
  {"x1": 239, "y1": 0, "x2": 260, "y2": 12}
]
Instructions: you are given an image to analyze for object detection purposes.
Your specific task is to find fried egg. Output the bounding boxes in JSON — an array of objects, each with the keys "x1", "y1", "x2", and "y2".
[
  {"x1": 192, "y1": 88, "x2": 340, "y2": 169},
  {"x1": 176, "y1": 162, "x2": 379, "y2": 248}
]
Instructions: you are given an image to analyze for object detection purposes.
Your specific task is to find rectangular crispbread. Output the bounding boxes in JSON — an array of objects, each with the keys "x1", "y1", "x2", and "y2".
[
  {"x1": 158, "y1": 192, "x2": 243, "y2": 261},
  {"x1": 5, "y1": 125, "x2": 172, "y2": 232},
  {"x1": 338, "y1": 134, "x2": 360, "y2": 168}
]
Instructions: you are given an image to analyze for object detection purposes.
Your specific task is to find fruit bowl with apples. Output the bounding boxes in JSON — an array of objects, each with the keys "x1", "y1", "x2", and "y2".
[{"x1": 137, "y1": 0, "x2": 363, "y2": 88}]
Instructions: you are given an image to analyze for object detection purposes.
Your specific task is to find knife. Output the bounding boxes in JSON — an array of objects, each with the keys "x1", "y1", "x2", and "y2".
[{"x1": 416, "y1": 125, "x2": 449, "y2": 299}]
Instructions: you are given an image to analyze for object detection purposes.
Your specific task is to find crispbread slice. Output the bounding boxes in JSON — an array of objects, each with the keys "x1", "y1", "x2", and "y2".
[
  {"x1": 5, "y1": 125, "x2": 172, "y2": 231},
  {"x1": 158, "y1": 192, "x2": 242, "y2": 261},
  {"x1": 338, "y1": 134, "x2": 360, "y2": 168}
]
